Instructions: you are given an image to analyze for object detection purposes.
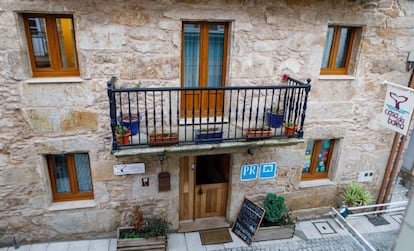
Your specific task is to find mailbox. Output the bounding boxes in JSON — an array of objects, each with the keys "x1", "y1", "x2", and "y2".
[{"x1": 158, "y1": 172, "x2": 170, "y2": 192}]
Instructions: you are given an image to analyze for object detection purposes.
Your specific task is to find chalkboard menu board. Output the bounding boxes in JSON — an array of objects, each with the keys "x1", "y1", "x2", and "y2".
[{"x1": 231, "y1": 198, "x2": 265, "y2": 245}]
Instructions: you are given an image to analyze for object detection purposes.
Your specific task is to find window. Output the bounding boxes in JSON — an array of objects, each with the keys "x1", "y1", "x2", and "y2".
[
  {"x1": 302, "y1": 139, "x2": 335, "y2": 180},
  {"x1": 23, "y1": 14, "x2": 79, "y2": 77},
  {"x1": 47, "y1": 153, "x2": 93, "y2": 202},
  {"x1": 181, "y1": 22, "x2": 229, "y2": 117},
  {"x1": 320, "y1": 26, "x2": 357, "y2": 75}
]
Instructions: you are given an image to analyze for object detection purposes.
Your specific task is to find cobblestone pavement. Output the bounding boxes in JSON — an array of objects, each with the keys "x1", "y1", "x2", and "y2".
[
  {"x1": 362, "y1": 230, "x2": 398, "y2": 251},
  {"x1": 215, "y1": 235, "x2": 364, "y2": 251}
]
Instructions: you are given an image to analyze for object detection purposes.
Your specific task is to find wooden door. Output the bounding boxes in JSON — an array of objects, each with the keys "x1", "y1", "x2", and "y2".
[
  {"x1": 179, "y1": 155, "x2": 229, "y2": 220},
  {"x1": 179, "y1": 156, "x2": 195, "y2": 220},
  {"x1": 181, "y1": 22, "x2": 228, "y2": 118},
  {"x1": 194, "y1": 183, "x2": 227, "y2": 218}
]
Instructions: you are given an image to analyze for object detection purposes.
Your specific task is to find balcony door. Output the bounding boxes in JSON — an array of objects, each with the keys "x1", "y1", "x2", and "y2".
[{"x1": 181, "y1": 22, "x2": 228, "y2": 118}]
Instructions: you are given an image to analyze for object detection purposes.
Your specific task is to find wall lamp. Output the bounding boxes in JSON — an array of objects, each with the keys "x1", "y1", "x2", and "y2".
[
  {"x1": 158, "y1": 154, "x2": 165, "y2": 165},
  {"x1": 247, "y1": 148, "x2": 256, "y2": 155}
]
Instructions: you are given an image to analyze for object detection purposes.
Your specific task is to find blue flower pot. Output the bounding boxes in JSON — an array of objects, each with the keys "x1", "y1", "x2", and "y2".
[
  {"x1": 118, "y1": 114, "x2": 141, "y2": 135},
  {"x1": 266, "y1": 109, "x2": 284, "y2": 128}
]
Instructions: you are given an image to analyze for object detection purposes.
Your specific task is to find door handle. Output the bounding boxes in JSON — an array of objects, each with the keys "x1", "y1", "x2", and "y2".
[{"x1": 198, "y1": 187, "x2": 203, "y2": 195}]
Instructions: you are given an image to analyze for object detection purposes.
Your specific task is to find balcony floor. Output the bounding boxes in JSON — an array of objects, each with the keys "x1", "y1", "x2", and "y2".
[{"x1": 112, "y1": 137, "x2": 304, "y2": 157}]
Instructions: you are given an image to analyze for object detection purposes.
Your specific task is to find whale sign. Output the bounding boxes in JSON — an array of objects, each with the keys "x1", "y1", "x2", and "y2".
[{"x1": 380, "y1": 81, "x2": 414, "y2": 135}]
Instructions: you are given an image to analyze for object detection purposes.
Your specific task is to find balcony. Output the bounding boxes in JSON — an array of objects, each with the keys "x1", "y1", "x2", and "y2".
[{"x1": 107, "y1": 76, "x2": 311, "y2": 156}]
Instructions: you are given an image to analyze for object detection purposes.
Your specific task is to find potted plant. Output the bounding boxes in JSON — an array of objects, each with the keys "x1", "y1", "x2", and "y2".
[
  {"x1": 266, "y1": 108, "x2": 284, "y2": 128},
  {"x1": 283, "y1": 122, "x2": 297, "y2": 136},
  {"x1": 255, "y1": 193, "x2": 296, "y2": 241},
  {"x1": 342, "y1": 183, "x2": 372, "y2": 207},
  {"x1": 194, "y1": 127, "x2": 223, "y2": 144},
  {"x1": 119, "y1": 113, "x2": 142, "y2": 135},
  {"x1": 115, "y1": 125, "x2": 131, "y2": 145},
  {"x1": 117, "y1": 205, "x2": 170, "y2": 251},
  {"x1": 245, "y1": 126, "x2": 273, "y2": 139},
  {"x1": 149, "y1": 131, "x2": 179, "y2": 146}
]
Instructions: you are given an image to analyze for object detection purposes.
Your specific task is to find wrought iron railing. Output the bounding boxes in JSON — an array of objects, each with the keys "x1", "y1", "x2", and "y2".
[{"x1": 107, "y1": 76, "x2": 311, "y2": 151}]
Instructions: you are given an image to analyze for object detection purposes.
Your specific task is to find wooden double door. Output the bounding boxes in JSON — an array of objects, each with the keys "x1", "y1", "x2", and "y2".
[
  {"x1": 180, "y1": 22, "x2": 228, "y2": 118},
  {"x1": 179, "y1": 155, "x2": 229, "y2": 220}
]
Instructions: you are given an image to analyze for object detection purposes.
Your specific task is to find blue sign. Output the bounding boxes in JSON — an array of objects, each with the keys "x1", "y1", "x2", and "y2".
[
  {"x1": 259, "y1": 162, "x2": 277, "y2": 179},
  {"x1": 240, "y1": 164, "x2": 258, "y2": 181}
]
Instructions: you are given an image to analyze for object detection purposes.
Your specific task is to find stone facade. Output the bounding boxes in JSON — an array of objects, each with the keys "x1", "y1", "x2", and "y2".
[{"x1": 0, "y1": 0, "x2": 413, "y2": 246}]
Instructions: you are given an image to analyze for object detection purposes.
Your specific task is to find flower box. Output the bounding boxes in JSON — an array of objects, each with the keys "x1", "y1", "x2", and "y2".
[
  {"x1": 255, "y1": 224, "x2": 295, "y2": 241},
  {"x1": 117, "y1": 226, "x2": 167, "y2": 251},
  {"x1": 195, "y1": 127, "x2": 223, "y2": 144},
  {"x1": 245, "y1": 127, "x2": 273, "y2": 139},
  {"x1": 149, "y1": 132, "x2": 178, "y2": 146}
]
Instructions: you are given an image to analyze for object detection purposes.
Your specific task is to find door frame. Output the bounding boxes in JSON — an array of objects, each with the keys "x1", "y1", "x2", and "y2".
[
  {"x1": 180, "y1": 22, "x2": 229, "y2": 118},
  {"x1": 179, "y1": 154, "x2": 230, "y2": 221}
]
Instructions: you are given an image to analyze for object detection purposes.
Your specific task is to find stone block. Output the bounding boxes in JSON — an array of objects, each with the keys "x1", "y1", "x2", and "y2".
[
  {"x1": 23, "y1": 83, "x2": 94, "y2": 107},
  {"x1": 77, "y1": 25, "x2": 126, "y2": 50},
  {"x1": 44, "y1": 209, "x2": 120, "y2": 234}
]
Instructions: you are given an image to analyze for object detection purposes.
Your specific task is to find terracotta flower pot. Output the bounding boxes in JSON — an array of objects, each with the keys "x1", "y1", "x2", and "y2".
[{"x1": 116, "y1": 130, "x2": 131, "y2": 144}]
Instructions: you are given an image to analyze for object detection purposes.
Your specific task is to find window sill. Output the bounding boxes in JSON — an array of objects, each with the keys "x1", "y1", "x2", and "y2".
[
  {"x1": 48, "y1": 199, "x2": 96, "y2": 211},
  {"x1": 299, "y1": 179, "x2": 334, "y2": 188},
  {"x1": 26, "y1": 77, "x2": 83, "y2": 84},
  {"x1": 318, "y1": 75, "x2": 356, "y2": 80}
]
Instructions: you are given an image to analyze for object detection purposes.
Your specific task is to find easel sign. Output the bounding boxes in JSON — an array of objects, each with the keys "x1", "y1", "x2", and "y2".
[{"x1": 231, "y1": 198, "x2": 265, "y2": 246}]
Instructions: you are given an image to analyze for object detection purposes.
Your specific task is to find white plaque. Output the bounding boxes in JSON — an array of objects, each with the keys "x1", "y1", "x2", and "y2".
[{"x1": 113, "y1": 163, "x2": 145, "y2": 175}]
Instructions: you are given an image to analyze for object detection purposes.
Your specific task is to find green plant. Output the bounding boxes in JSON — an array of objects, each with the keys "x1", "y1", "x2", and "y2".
[
  {"x1": 115, "y1": 125, "x2": 129, "y2": 135},
  {"x1": 150, "y1": 132, "x2": 178, "y2": 138},
  {"x1": 120, "y1": 205, "x2": 171, "y2": 239},
  {"x1": 283, "y1": 122, "x2": 296, "y2": 127},
  {"x1": 249, "y1": 126, "x2": 271, "y2": 131},
  {"x1": 198, "y1": 127, "x2": 220, "y2": 132},
  {"x1": 268, "y1": 107, "x2": 284, "y2": 115},
  {"x1": 342, "y1": 183, "x2": 372, "y2": 206},
  {"x1": 122, "y1": 114, "x2": 139, "y2": 121},
  {"x1": 261, "y1": 193, "x2": 296, "y2": 227}
]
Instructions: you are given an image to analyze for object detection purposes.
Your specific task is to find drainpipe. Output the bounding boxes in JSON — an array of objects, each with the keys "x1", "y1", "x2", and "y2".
[{"x1": 376, "y1": 67, "x2": 414, "y2": 206}]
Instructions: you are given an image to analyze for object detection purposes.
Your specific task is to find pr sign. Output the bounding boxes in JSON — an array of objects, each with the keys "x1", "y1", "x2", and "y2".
[
  {"x1": 380, "y1": 81, "x2": 414, "y2": 136},
  {"x1": 240, "y1": 163, "x2": 277, "y2": 181}
]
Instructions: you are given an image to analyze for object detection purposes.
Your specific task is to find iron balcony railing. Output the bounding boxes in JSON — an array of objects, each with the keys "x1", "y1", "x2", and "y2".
[{"x1": 107, "y1": 76, "x2": 311, "y2": 151}]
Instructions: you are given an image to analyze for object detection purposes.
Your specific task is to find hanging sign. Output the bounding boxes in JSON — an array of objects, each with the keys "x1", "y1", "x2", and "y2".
[{"x1": 380, "y1": 81, "x2": 414, "y2": 135}]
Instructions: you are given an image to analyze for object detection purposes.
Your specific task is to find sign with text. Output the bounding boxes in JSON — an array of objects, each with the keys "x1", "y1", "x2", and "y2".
[
  {"x1": 113, "y1": 163, "x2": 145, "y2": 175},
  {"x1": 231, "y1": 198, "x2": 265, "y2": 246},
  {"x1": 380, "y1": 81, "x2": 414, "y2": 135},
  {"x1": 240, "y1": 164, "x2": 259, "y2": 181},
  {"x1": 259, "y1": 162, "x2": 277, "y2": 179}
]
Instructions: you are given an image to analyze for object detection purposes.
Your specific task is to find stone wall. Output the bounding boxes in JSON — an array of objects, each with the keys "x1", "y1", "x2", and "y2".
[{"x1": 0, "y1": 0, "x2": 413, "y2": 246}]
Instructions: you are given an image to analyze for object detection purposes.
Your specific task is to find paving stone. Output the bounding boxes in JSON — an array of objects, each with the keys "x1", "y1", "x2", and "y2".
[
  {"x1": 46, "y1": 242, "x2": 69, "y2": 251},
  {"x1": 29, "y1": 243, "x2": 48, "y2": 251},
  {"x1": 88, "y1": 239, "x2": 110, "y2": 251}
]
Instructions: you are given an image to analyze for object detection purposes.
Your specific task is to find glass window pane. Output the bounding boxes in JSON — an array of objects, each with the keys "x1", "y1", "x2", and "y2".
[
  {"x1": 28, "y1": 17, "x2": 51, "y2": 68},
  {"x1": 335, "y1": 28, "x2": 352, "y2": 68},
  {"x1": 56, "y1": 18, "x2": 78, "y2": 69},
  {"x1": 303, "y1": 140, "x2": 314, "y2": 174},
  {"x1": 74, "y1": 153, "x2": 92, "y2": 192},
  {"x1": 321, "y1": 27, "x2": 334, "y2": 68},
  {"x1": 183, "y1": 24, "x2": 200, "y2": 87},
  {"x1": 207, "y1": 24, "x2": 224, "y2": 87},
  {"x1": 316, "y1": 139, "x2": 332, "y2": 173},
  {"x1": 53, "y1": 155, "x2": 70, "y2": 193}
]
